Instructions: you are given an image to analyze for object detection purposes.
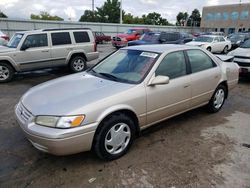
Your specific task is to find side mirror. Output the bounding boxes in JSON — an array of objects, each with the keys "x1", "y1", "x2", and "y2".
[
  {"x1": 20, "y1": 44, "x2": 29, "y2": 51},
  {"x1": 148, "y1": 75, "x2": 170, "y2": 86}
]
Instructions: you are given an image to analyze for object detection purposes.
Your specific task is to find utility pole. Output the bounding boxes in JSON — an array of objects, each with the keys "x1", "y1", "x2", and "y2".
[
  {"x1": 120, "y1": 0, "x2": 123, "y2": 24},
  {"x1": 92, "y1": 0, "x2": 94, "y2": 12}
]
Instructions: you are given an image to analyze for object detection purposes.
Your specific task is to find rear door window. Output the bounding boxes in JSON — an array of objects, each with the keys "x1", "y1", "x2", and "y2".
[
  {"x1": 51, "y1": 32, "x2": 71, "y2": 46},
  {"x1": 73, "y1": 31, "x2": 90, "y2": 43},
  {"x1": 186, "y1": 50, "x2": 216, "y2": 73}
]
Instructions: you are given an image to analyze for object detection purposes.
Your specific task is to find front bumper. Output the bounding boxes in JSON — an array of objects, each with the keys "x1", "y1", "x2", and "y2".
[
  {"x1": 112, "y1": 41, "x2": 128, "y2": 47},
  {"x1": 15, "y1": 104, "x2": 98, "y2": 156}
]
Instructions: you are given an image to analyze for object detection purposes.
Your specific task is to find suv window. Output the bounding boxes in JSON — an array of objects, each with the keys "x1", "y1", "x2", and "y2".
[
  {"x1": 166, "y1": 33, "x2": 179, "y2": 41},
  {"x1": 51, "y1": 32, "x2": 71, "y2": 45},
  {"x1": 73, "y1": 31, "x2": 90, "y2": 43},
  {"x1": 186, "y1": 50, "x2": 216, "y2": 73},
  {"x1": 155, "y1": 51, "x2": 187, "y2": 79},
  {"x1": 22, "y1": 34, "x2": 48, "y2": 48}
]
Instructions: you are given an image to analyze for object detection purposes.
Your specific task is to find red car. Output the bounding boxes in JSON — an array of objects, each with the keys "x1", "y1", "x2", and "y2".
[
  {"x1": 112, "y1": 28, "x2": 151, "y2": 49},
  {"x1": 94, "y1": 32, "x2": 111, "y2": 44}
]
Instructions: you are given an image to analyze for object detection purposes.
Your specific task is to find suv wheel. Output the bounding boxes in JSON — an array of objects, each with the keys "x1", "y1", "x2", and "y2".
[
  {"x1": 94, "y1": 113, "x2": 136, "y2": 160},
  {"x1": 0, "y1": 62, "x2": 14, "y2": 83},
  {"x1": 207, "y1": 85, "x2": 226, "y2": 113},
  {"x1": 69, "y1": 56, "x2": 87, "y2": 73},
  {"x1": 207, "y1": 47, "x2": 212, "y2": 52}
]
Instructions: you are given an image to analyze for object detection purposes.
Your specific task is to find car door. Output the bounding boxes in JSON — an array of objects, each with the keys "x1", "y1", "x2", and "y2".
[
  {"x1": 14, "y1": 33, "x2": 52, "y2": 71},
  {"x1": 146, "y1": 51, "x2": 191, "y2": 125},
  {"x1": 218, "y1": 36, "x2": 227, "y2": 51},
  {"x1": 185, "y1": 49, "x2": 221, "y2": 107},
  {"x1": 50, "y1": 32, "x2": 72, "y2": 67},
  {"x1": 212, "y1": 37, "x2": 220, "y2": 52}
]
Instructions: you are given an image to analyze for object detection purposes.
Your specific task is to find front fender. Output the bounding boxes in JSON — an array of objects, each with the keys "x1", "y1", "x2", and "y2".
[
  {"x1": 0, "y1": 56, "x2": 19, "y2": 71},
  {"x1": 96, "y1": 104, "x2": 138, "y2": 124}
]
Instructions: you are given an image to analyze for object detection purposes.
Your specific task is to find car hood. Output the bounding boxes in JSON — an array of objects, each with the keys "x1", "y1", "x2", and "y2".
[
  {"x1": 21, "y1": 73, "x2": 135, "y2": 116},
  {"x1": 0, "y1": 46, "x2": 16, "y2": 53},
  {"x1": 229, "y1": 47, "x2": 250, "y2": 57},
  {"x1": 186, "y1": 41, "x2": 209, "y2": 46}
]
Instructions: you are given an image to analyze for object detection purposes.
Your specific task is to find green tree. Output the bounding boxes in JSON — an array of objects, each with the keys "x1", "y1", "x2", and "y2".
[
  {"x1": 187, "y1": 9, "x2": 201, "y2": 27},
  {"x1": 96, "y1": 0, "x2": 121, "y2": 23},
  {"x1": 0, "y1": 10, "x2": 7, "y2": 18},
  {"x1": 176, "y1": 12, "x2": 188, "y2": 26},
  {"x1": 142, "y1": 12, "x2": 169, "y2": 25},
  {"x1": 79, "y1": 10, "x2": 98, "y2": 22},
  {"x1": 30, "y1": 11, "x2": 64, "y2": 21}
]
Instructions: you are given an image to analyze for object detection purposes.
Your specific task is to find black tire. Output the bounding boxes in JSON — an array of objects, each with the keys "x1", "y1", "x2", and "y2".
[
  {"x1": 0, "y1": 62, "x2": 14, "y2": 83},
  {"x1": 223, "y1": 46, "x2": 228, "y2": 54},
  {"x1": 94, "y1": 113, "x2": 136, "y2": 160},
  {"x1": 207, "y1": 84, "x2": 227, "y2": 113},
  {"x1": 207, "y1": 47, "x2": 212, "y2": 52},
  {"x1": 69, "y1": 56, "x2": 87, "y2": 73}
]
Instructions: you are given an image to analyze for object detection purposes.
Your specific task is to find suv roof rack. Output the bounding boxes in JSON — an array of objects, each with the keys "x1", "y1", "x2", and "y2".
[{"x1": 42, "y1": 28, "x2": 92, "y2": 31}]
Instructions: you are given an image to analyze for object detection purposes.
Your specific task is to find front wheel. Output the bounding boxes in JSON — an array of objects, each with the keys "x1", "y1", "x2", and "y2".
[
  {"x1": 0, "y1": 62, "x2": 14, "y2": 83},
  {"x1": 207, "y1": 85, "x2": 226, "y2": 113},
  {"x1": 94, "y1": 113, "x2": 136, "y2": 160},
  {"x1": 206, "y1": 47, "x2": 212, "y2": 52},
  {"x1": 69, "y1": 56, "x2": 87, "y2": 73}
]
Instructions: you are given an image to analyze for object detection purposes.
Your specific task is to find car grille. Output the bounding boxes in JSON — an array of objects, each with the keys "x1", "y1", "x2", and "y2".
[
  {"x1": 16, "y1": 103, "x2": 33, "y2": 123},
  {"x1": 234, "y1": 61, "x2": 250, "y2": 67},
  {"x1": 112, "y1": 37, "x2": 121, "y2": 41}
]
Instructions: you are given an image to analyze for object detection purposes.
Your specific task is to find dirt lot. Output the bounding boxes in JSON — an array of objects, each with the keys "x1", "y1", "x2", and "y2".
[{"x1": 0, "y1": 44, "x2": 250, "y2": 188}]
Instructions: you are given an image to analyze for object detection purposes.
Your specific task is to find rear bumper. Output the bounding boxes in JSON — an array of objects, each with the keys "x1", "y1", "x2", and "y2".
[{"x1": 86, "y1": 52, "x2": 99, "y2": 62}]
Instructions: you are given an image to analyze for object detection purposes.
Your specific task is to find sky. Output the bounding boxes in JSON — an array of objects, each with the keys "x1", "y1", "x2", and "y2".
[{"x1": 0, "y1": 0, "x2": 250, "y2": 23}]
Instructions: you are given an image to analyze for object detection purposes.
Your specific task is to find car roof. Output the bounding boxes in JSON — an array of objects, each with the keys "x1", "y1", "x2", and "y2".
[
  {"x1": 123, "y1": 44, "x2": 199, "y2": 53},
  {"x1": 16, "y1": 28, "x2": 91, "y2": 34}
]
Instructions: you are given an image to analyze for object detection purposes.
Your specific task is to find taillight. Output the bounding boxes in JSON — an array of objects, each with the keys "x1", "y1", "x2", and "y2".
[
  {"x1": 94, "y1": 42, "x2": 97, "y2": 52},
  {"x1": 1, "y1": 36, "x2": 9, "y2": 41}
]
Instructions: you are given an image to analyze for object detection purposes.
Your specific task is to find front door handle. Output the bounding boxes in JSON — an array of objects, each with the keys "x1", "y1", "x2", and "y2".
[
  {"x1": 41, "y1": 50, "x2": 49, "y2": 52},
  {"x1": 66, "y1": 48, "x2": 73, "y2": 50},
  {"x1": 184, "y1": 85, "x2": 190, "y2": 88}
]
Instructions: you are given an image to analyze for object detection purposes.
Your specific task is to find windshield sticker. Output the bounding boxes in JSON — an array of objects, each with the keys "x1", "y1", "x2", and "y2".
[{"x1": 140, "y1": 52, "x2": 158, "y2": 58}]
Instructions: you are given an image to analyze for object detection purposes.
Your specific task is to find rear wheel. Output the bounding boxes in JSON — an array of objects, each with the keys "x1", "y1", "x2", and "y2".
[
  {"x1": 207, "y1": 85, "x2": 226, "y2": 113},
  {"x1": 94, "y1": 113, "x2": 136, "y2": 160},
  {"x1": 69, "y1": 56, "x2": 87, "y2": 73},
  {"x1": 223, "y1": 46, "x2": 228, "y2": 54},
  {"x1": 0, "y1": 62, "x2": 14, "y2": 83},
  {"x1": 206, "y1": 47, "x2": 212, "y2": 52}
]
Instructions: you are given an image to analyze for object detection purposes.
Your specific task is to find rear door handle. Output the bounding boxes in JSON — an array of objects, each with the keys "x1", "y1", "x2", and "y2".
[
  {"x1": 41, "y1": 50, "x2": 49, "y2": 52},
  {"x1": 66, "y1": 48, "x2": 73, "y2": 50}
]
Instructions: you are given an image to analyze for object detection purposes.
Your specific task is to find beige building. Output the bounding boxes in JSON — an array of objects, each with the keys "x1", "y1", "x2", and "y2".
[{"x1": 201, "y1": 3, "x2": 250, "y2": 34}]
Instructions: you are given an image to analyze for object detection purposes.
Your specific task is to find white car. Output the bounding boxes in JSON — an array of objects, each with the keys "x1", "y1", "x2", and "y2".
[
  {"x1": 0, "y1": 30, "x2": 9, "y2": 46},
  {"x1": 186, "y1": 35, "x2": 231, "y2": 54},
  {"x1": 228, "y1": 39, "x2": 250, "y2": 76}
]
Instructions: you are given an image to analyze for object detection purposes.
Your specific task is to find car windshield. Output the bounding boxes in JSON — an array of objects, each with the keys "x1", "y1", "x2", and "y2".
[
  {"x1": 140, "y1": 33, "x2": 160, "y2": 42},
  {"x1": 126, "y1": 29, "x2": 137, "y2": 35},
  {"x1": 240, "y1": 40, "x2": 250, "y2": 48},
  {"x1": 194, "y1": 36, "x2": 213, "y2": 42},
  {"x1": 6, "y1": 33, "x2": 23, "y2": 48},
  {"x1": 90, "y1": 49, "x2": 160, "y2": 84}
]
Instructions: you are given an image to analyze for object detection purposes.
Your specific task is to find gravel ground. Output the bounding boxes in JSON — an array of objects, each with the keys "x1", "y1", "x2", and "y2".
[{"x1": 0, "y1": 44, "x2": 250, "y2": 188}]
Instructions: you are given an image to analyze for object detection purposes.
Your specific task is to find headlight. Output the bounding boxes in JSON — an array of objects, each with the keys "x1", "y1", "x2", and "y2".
[
  {"x1": 35, "y1": 115, "x2": 85, "y2": 128},
  {"x1": 236, "y1": 40, "x2": 241, "y2": 44}
]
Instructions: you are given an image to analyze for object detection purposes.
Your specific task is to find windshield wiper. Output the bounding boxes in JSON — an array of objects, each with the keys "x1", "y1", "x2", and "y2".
[{"x1": 98, "y1": 72, "x2": 119, "y2": 81}]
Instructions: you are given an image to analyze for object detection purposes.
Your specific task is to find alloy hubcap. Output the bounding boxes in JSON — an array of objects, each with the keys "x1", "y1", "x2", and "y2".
[
  {"x1": 0, "y1": 66, "x2": 9, "y2": 80},
  {"x1": 213, "y1": 89, "x2": 225, "y2": 109},
  {"x1": 105, "y1": 123, "x2": 131, "y2": 155},
  {"x1": 73, "y1": 59, "x2": 85, "y2": 71}
]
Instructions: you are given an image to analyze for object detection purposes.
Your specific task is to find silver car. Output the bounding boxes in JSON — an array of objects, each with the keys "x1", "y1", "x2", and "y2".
[{"x1": 15, "y1": 45, "x2": 239, "y2": 160}]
